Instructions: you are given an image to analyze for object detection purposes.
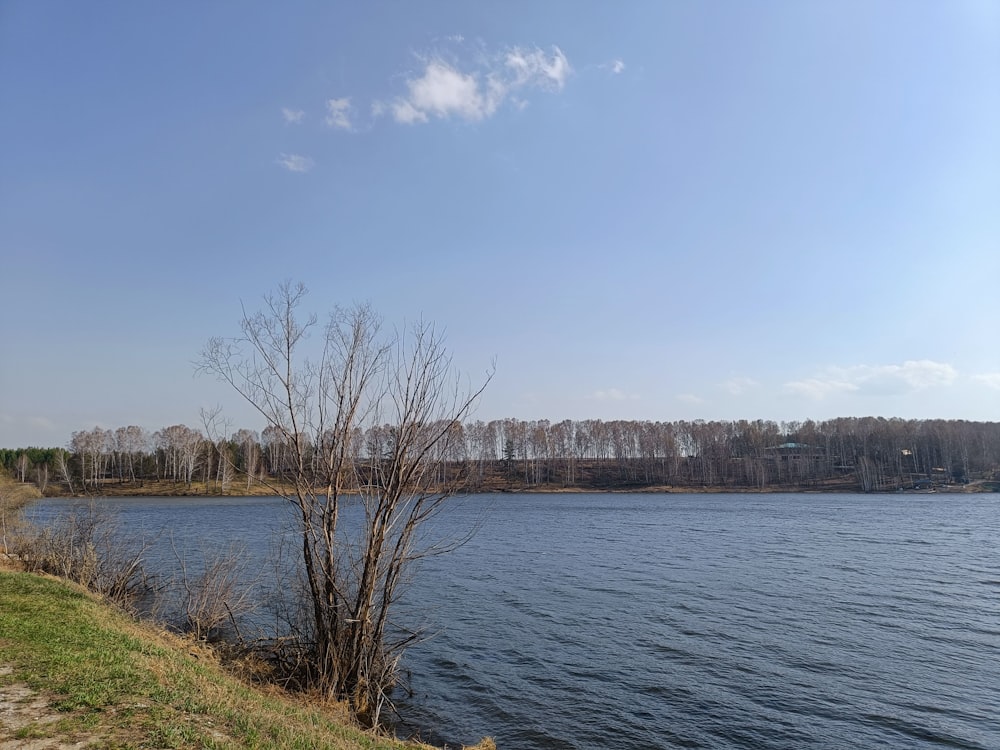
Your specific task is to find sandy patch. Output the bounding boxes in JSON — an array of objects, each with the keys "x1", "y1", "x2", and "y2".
[{"x1": 0, "y1": 666, "x2": 92, "y2": 749}]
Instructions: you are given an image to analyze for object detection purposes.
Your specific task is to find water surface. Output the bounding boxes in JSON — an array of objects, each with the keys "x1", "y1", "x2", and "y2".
[{"x1": 30, "y1": 492, "x2": 1000, "y2": 749}]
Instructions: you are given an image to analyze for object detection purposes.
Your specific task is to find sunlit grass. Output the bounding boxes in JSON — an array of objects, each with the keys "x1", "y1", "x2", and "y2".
[{"x1": 0, "y1": 571, "x2": 445, "y2": 749}]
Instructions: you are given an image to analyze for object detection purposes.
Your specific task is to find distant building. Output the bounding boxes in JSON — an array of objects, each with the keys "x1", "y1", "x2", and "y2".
[
  {"x1": 765, "y1": 442, "x2": 826, "y2": 461},
  {"x1": 764, "y1": 442, "x2": 827, "y2": 478}
]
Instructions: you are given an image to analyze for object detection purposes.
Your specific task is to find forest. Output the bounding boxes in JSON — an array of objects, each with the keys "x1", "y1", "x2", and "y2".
[{"x1": 3, "y1": 416, "x2": 1000, "y2": 495}]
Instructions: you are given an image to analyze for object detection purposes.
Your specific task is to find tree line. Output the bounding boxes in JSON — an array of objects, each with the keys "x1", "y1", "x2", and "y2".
[
  {"x1": 4, "y1": 416, "x2": 999, "y2": 494},
  {"x1": 6, "y1": 283, "x2": 998, "y2": 735}
]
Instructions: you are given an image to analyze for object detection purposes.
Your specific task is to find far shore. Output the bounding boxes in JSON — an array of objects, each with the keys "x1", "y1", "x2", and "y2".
[{"x1": 31, "y1": 477, "x2": 997, "y2": 500}]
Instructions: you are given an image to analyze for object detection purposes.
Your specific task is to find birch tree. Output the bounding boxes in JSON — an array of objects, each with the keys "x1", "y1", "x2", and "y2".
[{"x1": 231, "y1": 429, "x2": 261, "y2": 492}]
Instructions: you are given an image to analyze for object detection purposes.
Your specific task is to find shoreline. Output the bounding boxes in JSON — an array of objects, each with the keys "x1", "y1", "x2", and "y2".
[
  {"x1": 0, "y1": 569, "x2": 491, "y2": 749},
  {"x1": 31, "y1": 480, "x2": 995, "y2": 500}
]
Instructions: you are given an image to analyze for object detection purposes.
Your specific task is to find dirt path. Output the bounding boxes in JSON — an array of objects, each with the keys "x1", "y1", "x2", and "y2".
[{"x1": 0, "y1": 666, "x2": 93, "y2": 749}]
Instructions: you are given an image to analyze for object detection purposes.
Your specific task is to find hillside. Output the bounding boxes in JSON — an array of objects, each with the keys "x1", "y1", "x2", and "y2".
[{"x1": 0, "y1": 570, "x2": 492, "y2": 749}]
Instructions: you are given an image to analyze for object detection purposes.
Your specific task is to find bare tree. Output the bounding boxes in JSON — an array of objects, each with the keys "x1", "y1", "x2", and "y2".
[
  {"x1": 34, "y1": 462, "x2": 49, "y2": 494},
  {"x1": 231, "y1": 428, "x2": 261, "y2": 492},
  {"x1": 170, "y1": 538, "x2": 258, "y2": 641},
  {"x1": 70, "y1": 427, "x2": 112, "y2": 490},
  {"x1": 15, "y1": 452, "x2": 29, "y2": 482},
  {"x1": 15, "y1": 501, "x2": 152, "y2": 611},
  {"x1": 54, "y1": 449, "x2": 74, "y2": 494},
  {"x1": 154, "y1": 424, "x2": 204, "y2": 484},
  {"x1": 115, "y1": 425, "x2": 148, "y2": 484},
  {"x1": 198, "y1": 282, "x2": 490, "y2": 727}
]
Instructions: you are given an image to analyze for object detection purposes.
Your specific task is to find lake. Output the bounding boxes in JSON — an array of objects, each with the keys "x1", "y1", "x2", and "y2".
[{"x1": 28, "y1": 492, "x2": 1000, "y2": 749}]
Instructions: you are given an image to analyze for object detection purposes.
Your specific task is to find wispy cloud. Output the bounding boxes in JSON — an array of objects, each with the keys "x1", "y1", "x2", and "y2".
[
  {"x1": 288, "y1": 42, "x2": 574, "y2": 133},
  {"x1": 785, "y1": 360, "x2": 958, "y2": 400},
  {"x1": 0, "y1": 413, "x2": 55, "y2": 430},
  {"x1": 677, "y1": 394, "x2": 704, "y2": 405},
  {"x1": 588, "y1": 388, "x2": 638, "y2": 402},
  {"x1": 276, "y1": 153, "x2": 315, "y2": 173},
  {"x1": 603, "y1": 59, "x2": 626, "y2": 74},
  {"x1": 722, "y1": 377, "x2": 758, "y2": 396},
  {"x1": 381, "y1": 44, "x2": 571, "y2": 125},
  {"x1": 972, "y1": 372, "x2": 1000, "y2": 390},
  {"x1": 324, "y1": 98, "x2": 352, "y2": 130},
  {"x1": 784, "y1": 377, "x2": 857, "y2": 400},
  {"x1": 505, "y1": 46, "x2": 571, "y2": 89}
]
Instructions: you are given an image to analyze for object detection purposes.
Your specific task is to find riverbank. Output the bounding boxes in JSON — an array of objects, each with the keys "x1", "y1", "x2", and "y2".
[
  {"x1": 31, "y1": 476, "x2": 996, "y2": 498},
  {"x1": 0, "y1": 569, "x2": 493, "y2": 749}
]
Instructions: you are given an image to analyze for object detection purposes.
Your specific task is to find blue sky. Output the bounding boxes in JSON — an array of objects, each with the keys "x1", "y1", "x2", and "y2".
[{"x1": 1, "y1": 1, "x2": 998, "y2": 448}]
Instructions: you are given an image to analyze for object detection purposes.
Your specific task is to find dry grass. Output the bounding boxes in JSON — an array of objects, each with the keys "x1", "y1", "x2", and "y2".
[
  {"x1": 1, "y1": 471, "x2": 498, "y2": 748},
  {"x1": 0, "y1": 571, "x2": 448, "y2": 749},
  {"x1": 0, "y1": 472, "x2": 41, "y2": 560},
  {"x1": 41, "y1": 477, "x2": 291, "y2": 498}
]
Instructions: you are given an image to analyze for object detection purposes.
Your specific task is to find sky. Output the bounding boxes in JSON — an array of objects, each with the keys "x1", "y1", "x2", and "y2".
[{"x1": 1, "y1": 1, "x2": 999, "y2": 448}]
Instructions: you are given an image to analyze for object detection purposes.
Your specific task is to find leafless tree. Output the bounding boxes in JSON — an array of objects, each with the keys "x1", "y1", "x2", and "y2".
[
  {"x1": 231, "y1": 428, "x2": 261, "y2": 491},
  {"x1": 199, "y1": 282, "x2": 490, "y2": 727},
  {"x1": 154, "y1": 424, "x2": 203, "y2": 484},
  {"x1": 15, "y1": 501, "x2": 152, "y2": 611},
  {"x1": 70, "y1": 427, "x2": 112, "y2": 490},
  {"x1": 54, "y1": 449, "x2": 74, "y2": 494},
  {"x1": 15, "y1": 452, "x2": 29, "y2": 482},
  {"x1": 34, "y1": 462, "x2": 49, "y2": 494},
  {"x1": 112, "y1": 425, "x2": 148, "y2": 483},
  {"x1": 170, "y1": 538, "x2": 258, "y2": 641}
]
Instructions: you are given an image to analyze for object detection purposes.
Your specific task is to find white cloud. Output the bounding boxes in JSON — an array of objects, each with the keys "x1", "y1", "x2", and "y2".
[
  {"x1": 606, "y1": 59, "x2": 626, "y2": 74},
  {"x1": 384, "y1": 45, "x2": 572, "y2": 125},
  {"x1": 677, "y1": 394, "x2": 705, "y2": 405},
  {"x1": 722, "y1": 377, "x2": 759, "y2": 396},
  {"x1": 588, "y1": 388, "x2": 638, "y2": 402},
  {"x1": 0, "y1": 413, "x2": 54, "y2": 430},
  {"x1": 972, "y1": 372, "x2": 1000, "y2": 390},
  {"x1": 784, "y1": 377, "x2": 858, "y2": 400},
  {"x1": 397, "y1": 60, "x2": 494, "y2": 122},
  {"x1": 785, "y1": 360, "x2": 958, "y2": 400},
  {"x1": 324, "y1": 98, "x2": 353, "y2": 130},
  {"x1": 383, "y1": 99, "x2": 417, "y2": 123},
  {"x1": 505, "y1": 46, "x2": 571, "y2": 90},
  {"x1": 281, "y1": 107, "x2": 305, "y2": 124},
  {"x1": 0, "y1": 413, "x2": 58, "y2": 447},
  {"x1": 276, "y1": 153, "x2": 314, "y2": 173},
  {"x1": 885, "y1": 360, "x2": 958, "y2": 389}
]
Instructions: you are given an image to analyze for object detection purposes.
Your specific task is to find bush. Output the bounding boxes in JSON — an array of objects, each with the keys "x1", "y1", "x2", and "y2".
[
  {"x1": 13, "y1": 501, "x2": 153, "y2": 611},
  {"x1": 0, "y1": 471, "x2": 41, "y2": 558},
  {"x1": 172, "y1": 540, "x2": 258, "y2": 641}
]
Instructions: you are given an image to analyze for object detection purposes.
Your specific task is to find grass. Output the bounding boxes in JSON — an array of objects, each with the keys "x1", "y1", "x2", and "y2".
[
  {"x1": 1, "y1": 472, "x2": 41, "y2": 557},
  {"x1": 0, "y1": 570, "x2": 495, "y2": 749},
  {"x1": 40, "y1": 477, "x2": 289, "y2": 498}
]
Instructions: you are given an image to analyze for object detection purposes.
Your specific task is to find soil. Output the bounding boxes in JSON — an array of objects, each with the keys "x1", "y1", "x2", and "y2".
[{"x1": 0, "y1": 666, "x2": 93, "y2": 749}]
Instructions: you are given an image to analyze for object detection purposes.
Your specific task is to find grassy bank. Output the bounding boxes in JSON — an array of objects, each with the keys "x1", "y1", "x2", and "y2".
[
  {"x1": 38, "y1": 478, "x2": 289, "y2": 498},
  {"x1": 0, "y1": 571, "x2": 487, "y2": 749},
  {"x1": 35, "y1": 477, "x2": 995, "y2": 499}
]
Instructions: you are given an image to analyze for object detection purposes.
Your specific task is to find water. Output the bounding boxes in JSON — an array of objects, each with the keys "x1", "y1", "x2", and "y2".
[{"x1": 28, "y1": 493, "x2": 1000, "y2": 749}]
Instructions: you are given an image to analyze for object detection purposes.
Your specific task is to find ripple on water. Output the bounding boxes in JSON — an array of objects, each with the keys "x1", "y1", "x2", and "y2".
[{"x1": 31, "y1": 492, "x2": 1000, "y2": 749}]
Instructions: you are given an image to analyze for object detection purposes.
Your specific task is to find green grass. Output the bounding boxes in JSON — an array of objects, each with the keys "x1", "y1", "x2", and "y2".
[{"x1": 0, "y1": 570, "x2": 472, "y2": 749}]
